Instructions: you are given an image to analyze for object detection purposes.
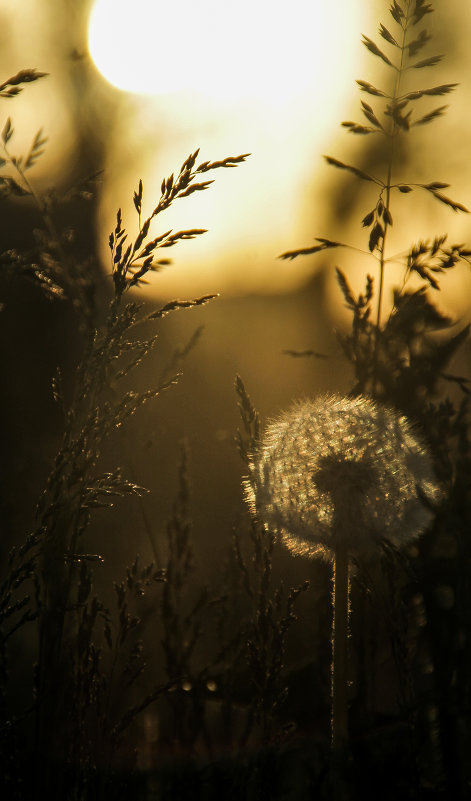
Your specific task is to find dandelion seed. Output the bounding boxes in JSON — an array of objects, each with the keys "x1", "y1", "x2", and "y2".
[{"x1": 244, "y1": 393, "x2": 441, "y2": 561}]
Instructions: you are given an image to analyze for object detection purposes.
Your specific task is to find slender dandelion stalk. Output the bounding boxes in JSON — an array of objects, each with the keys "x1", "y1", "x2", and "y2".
[{"x1": 332, "y1": 541, "x2": 349, "y2": 753}]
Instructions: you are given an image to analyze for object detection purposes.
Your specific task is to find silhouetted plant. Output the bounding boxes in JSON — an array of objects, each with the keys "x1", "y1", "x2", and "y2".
[
  {"x1": 0, "y1": 68, "x2": 249, "y2": 799},
  {"x1": 243, "y1": 391, "x2": 441, "y2": 799},
  {"x1": 281, "y1": 0, "x2": 470, "y2": 411}
]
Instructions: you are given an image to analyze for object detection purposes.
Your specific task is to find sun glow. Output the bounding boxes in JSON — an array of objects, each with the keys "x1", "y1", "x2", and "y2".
[
  {"x1": 89, "y1": 0, "x2": 346, "y2": 101},
  {"x1": 88, "y1": 0, "x2": 376, "y2": 299}
]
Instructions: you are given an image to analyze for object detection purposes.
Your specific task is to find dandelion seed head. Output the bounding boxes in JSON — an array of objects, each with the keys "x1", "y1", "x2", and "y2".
[{"x1": 244, "y1": 394, "x2": 442, "y2": 559}]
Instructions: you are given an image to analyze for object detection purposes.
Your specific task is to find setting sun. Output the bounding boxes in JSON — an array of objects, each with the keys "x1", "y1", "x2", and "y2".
[
  {"x1": 89, "y1": 0, "x2": 350, "y2": 101},
  {"x1": 87, "y1": 0, "x2": 370, "y2": 299}
]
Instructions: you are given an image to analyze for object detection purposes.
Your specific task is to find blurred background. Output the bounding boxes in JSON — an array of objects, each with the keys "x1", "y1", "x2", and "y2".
[{"x1": 1, "y1": 0, "x2": 471, "y2": 572}]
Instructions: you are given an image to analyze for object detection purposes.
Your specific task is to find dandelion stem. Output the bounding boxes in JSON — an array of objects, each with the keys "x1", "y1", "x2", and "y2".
[{"x1": 331, "y1": 541, "x2": 350, "y2": 753}]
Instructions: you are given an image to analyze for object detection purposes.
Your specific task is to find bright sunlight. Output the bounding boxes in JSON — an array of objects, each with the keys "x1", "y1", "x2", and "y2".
[
  {"x1": 89, "y1": 0, "x2": 346, "y2": 101},
  {"x1": 87, "y1": 0, "x2": 369, "y2": 298}
]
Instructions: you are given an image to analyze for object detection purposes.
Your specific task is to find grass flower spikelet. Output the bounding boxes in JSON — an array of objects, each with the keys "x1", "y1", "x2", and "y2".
[{"x1": 245, "y1": 394, "x2": 441, "y2": 559}]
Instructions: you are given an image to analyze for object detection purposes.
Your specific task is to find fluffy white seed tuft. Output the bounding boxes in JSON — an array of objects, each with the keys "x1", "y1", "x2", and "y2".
[{"x1": 244, "y1": 394, "x2": 442, "y2": 559}]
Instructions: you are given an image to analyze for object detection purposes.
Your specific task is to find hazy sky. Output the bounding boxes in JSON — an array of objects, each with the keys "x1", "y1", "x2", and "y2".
[
  {"x1": 2, "y1": 0, "x2": 471, "y2": 317},
  {"x1": 87, "y1": 0, "x2": 372, "y2": 298}
]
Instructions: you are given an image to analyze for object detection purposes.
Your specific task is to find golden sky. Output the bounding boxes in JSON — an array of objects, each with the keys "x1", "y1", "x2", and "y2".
[{"x1": 1, "y1": 0, "x2": 471, "y2": 318}]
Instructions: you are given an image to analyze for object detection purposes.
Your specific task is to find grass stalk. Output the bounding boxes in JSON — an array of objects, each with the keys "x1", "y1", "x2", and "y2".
[{"x1": 373, "y1": 1, "x2": 410, "y2": 381}]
